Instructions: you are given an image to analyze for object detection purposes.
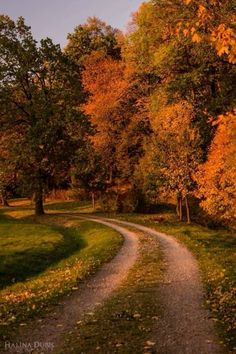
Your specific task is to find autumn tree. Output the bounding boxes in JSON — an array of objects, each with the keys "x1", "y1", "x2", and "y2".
[
  {"x1": 195, "y1": 111, "x2": 236, "y2": 224},
  {"x1": 82, "y1": 51, "x2": 127, "y2": 182},
  {"x1": 138, "y1": 101, "x2": 202, "y2": 222},
  {"x1": 82, "y1": 50, "x2": 150, "y2": 195},
  {"x1": 0, "y1": 16, "x2": 90, "y2": 215},
  {"x1": 121, "y1": 0, "x2": 235, "y2": 221},
  {"x1": 126, "y1": 0, "x2": 236, "y2": 134}
]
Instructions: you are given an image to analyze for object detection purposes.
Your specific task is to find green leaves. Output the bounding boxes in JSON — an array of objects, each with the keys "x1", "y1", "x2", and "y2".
[{"x1": 0, "y1": 16, "x2": 91, "y2": 214}]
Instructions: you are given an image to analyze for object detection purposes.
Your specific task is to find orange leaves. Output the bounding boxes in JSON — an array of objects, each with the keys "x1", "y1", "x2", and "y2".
[
  {"x1": 195, "y1": 110, "x2": 236, "y2": 222},
  {"x1": 82, "y1": 52, "x2": 128, "y2": 151},
  {"x1": 192, "y1": 32, "x2": 201, "y2": 43},
  {"x1": 149, "y1": 101, "x2": 202, "y2": 198},
  {"x1": 211, "y1": 24, "x2": 236, "y2": 63},
  {"x1": 82, "y1": 52, "x2": 127, "y2": 121},
  {"x1": 180, "y1": 1, "x2": 236, "y2": 63}
]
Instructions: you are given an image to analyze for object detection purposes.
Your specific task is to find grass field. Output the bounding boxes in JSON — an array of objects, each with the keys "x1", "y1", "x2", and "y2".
[{"x1": 0, "y1": 202, "x2": 122, "y2": 342}]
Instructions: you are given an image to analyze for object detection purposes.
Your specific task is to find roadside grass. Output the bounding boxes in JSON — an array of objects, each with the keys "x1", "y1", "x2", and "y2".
[
  {"x1": 0, "y1": 206, "x2": 122, "y2": 343},
  {"x1": 58, "y1": 231, "x2": 163, "y2": 354},
  {"x1": 111, "y1": 211, "x2": 236, "y2": 352}
]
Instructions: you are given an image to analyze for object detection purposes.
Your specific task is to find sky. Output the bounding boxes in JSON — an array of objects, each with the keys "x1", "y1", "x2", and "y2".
[{"x1": 0, "y1": 0, "x2": 143, "y2": 47}]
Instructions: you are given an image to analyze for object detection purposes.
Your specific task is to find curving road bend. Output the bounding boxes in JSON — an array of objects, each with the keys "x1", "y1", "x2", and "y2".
[
  {"x1": 13, "y1": 216, "x2": 222, "y2": 354},
  {"x1": 15, "y1": 219, "x2": 139, "y2": 353}
]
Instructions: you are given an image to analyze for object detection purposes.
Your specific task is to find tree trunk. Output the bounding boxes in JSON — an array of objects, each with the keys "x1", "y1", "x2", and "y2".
[
  {"x1": 108, "y1": 166, "x2": 113, "y2": 185},
  {"x1": 1, "y1": 192, "x2": 9, "y2": 207},
  {"x1": 185, "y1": 196, "x2": 191, "y2": 224},
  {"x1": 179, "y1": 196, "x2": 183, "y2": 221},
  {"x1": 91, "y1": 192, "x2": 95, "y2": 211},
  {"x1": 34, "y1": 177, "x2": 44, "y2": 216},
  {"x1": 176, "y1": 195, "x2": 180, "y2": 216}
]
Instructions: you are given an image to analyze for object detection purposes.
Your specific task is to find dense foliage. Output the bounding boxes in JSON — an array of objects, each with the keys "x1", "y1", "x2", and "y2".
[{"x1": 0, "y1": 0, "x2": 235, "y2": 224}]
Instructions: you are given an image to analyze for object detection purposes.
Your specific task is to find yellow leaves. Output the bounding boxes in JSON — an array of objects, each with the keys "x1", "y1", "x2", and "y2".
[
  {"x1": 3, "y1": 290, "x2": 35, "y2": 304},
  {"x1": 192, "y1": 33, "x2": 201, "y2": 43},
  {"x1": 180, "y1": 1, "x2": 236, "y2": 63},
  {"x1": 211, "y1": 24, "x2": 236, "y2": 63}
]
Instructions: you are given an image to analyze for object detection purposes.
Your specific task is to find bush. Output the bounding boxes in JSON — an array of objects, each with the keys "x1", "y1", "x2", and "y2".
[{"x1": 100, "y1": 189, "x2": 138, "y2": 213}]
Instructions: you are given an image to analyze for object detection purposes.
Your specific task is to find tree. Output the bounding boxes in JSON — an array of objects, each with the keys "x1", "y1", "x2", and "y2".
[
  {"x1": 0, "y1": 16, "x2": 90, "y2": 215},
  {"x1": 82, "y1": 51, "x2": 128, "y2": 184},
  {"x1": 121, "y1": 0, "x2": 236, "y2": 222},
  {"x1": 65, "y1": 17, "x2": 121, "y2": 64},
  {"x1": 195, "y1": 111, "x2": 236, "y2": 224},
  {"x1": 0, "y1": 133, "x2": 17, "y2": 206},
  {"x1": 82, "y1": 50, "x2": 151, "y2": 191},
  {"x1": 140, "y1": 101, "x2": 202, "y2": 223},
  {"x1": 72, "y1": 143, "x2": 107, "y2": 211}
]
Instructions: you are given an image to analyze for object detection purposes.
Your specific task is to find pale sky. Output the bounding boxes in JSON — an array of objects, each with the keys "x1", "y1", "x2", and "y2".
[{"x1": 0, "y1": 0, "x2": 143, "y2": 47}]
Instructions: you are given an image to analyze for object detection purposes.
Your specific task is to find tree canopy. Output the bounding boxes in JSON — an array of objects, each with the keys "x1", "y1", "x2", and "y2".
[{"x1": 0, "y1": 2, "x2": 235, "y2": 224}]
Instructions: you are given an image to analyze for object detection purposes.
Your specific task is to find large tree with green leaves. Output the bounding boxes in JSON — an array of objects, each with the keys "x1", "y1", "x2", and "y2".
[{"x1": 0, "y1": 15, "x2": 90, "y2": 215}]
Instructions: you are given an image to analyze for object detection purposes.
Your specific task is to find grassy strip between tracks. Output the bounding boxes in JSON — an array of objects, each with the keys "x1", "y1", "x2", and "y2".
[{"x1": 58, "y1": 231, "x2": 163, "y2": 354}]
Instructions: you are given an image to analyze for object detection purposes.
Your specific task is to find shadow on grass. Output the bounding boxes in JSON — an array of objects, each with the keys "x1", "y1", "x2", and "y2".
[{"x1": 0, "y1": 218, "x2": 87, "y2": 290}]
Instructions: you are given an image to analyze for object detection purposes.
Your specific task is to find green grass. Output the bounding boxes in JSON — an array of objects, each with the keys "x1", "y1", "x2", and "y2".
[
  {"x1": 0, "y1": 221, "x2": 85, "y2": 289},
  {"x1": 58, "y1": 231, "x2": 163, "y2": 354},
  {"x1": 111, "y1": 211, "x2": 236, "y2": 352},
  {"x1": 0, "y1": 205, "x2": 123, "y2": 343}
]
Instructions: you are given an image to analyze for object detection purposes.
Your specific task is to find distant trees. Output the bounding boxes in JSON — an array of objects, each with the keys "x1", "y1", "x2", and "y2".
[
  {"x1": 67, "y1": 18, "x2": 151, "y2": 209},
  {"x1": 72, "y1": 143, "x2": 107, "y2": 210}
]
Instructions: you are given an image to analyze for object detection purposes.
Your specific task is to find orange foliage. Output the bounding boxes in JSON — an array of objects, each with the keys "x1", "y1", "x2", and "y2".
[
  {"x1": 195, "y1": 110, "x2": 236, "y2": 222},
  {"x1": 82, "y1": 52, "x2": 128, "y2": 149},
  {"x1": 181, "y1": 0, "x2": 236, "y2": 63},
  {"x1": 151, "y1": 101, "x2": 202, "y2": 198}
]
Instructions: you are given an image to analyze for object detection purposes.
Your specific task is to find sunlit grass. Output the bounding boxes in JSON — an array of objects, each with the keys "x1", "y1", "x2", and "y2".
[
  {"x1": 0, "y1": 203, "x2": 123, "y2": 342},
  {"x1": 0, "y1": 222, "x2": 64, "y2": 288}
]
